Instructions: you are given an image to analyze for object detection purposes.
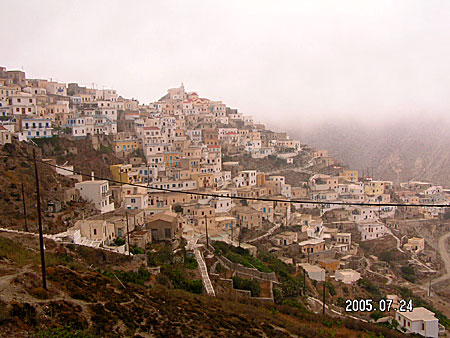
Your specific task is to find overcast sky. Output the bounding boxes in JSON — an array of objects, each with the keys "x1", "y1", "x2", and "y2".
[{"x1": 3, "y1": 0, "x2": 450, "y2": 129}]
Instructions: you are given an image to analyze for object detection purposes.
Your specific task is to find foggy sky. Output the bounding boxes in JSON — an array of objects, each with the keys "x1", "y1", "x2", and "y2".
[{"x1": 3, "y1": 0, "x2": 450, "y2": 129}]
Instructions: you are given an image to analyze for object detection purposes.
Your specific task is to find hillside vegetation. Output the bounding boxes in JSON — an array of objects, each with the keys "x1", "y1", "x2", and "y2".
[{"x1": 0, "y1": 232, "x2": 408, "y2": 338}]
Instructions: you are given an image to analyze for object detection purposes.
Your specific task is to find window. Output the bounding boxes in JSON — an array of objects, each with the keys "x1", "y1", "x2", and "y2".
[
  {"x1": 164, "y1": 228, "x2": 171, "y2": 238},
  {"x1": 93, "y1": 229, "x2": 97, "y2": 235}
]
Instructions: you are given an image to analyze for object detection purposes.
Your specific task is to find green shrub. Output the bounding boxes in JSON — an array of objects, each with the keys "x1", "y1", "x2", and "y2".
[
  {"x1": 400, "y1": 266, "x2": 416, "y2": 282},
  {"x1": 183, "y1": 256, "x2": 198, "y2": 269},
  {"x1": 232, "y1": 276, "x2": 261, "y2": 297},
  {"x1": 99, "y1": 144, "x2": 113, "y2": 154},
  {"x1": 103, "y1": 265, "x2": 150, "y2": 286},
  {"x1": 162, "y1": 266, "x2": 203, "y2": 294},
  {"x1": 337, "y1": 297, "x2": 345, "y2": 307},
  {"x1": 281, "y1": 298, "x2": 307, "y2": 312},
  {"x1": 130, "y1": 245, "x2": 145, "y2": 255},
  {"x1": 281, "y1": 277, "x2": 304, "y2": 298},
  {"x1": 213, "y1": 242, "x2": 272, "y2": 273},
  {"x1": 114, "y1": 237, "x2": 126, "y2": 246},
  {"x1": 147, "y1": 244, "x2": 173, "y2": 266},
  {"x1": 357, "y1": 278, "x2": 382, "y2": 301},
  {"x1": 370, "y1": 311, "x2": 384, "y2": 321}
]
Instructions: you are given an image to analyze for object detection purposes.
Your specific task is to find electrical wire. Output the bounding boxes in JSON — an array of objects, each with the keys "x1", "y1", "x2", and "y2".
[{"x1": 0, "y1": 153, "x2": 449, "y2": 208}]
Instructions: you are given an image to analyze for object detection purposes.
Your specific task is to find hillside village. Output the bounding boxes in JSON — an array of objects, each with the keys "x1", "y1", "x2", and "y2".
[{"x1": 1, "y1": 66, "x2": 450, "y2": 337}]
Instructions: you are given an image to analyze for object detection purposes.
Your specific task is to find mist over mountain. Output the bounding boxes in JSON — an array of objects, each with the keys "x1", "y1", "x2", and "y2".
[{"x1": 286, "y1": 117, "x2": 450, "y2": 187}]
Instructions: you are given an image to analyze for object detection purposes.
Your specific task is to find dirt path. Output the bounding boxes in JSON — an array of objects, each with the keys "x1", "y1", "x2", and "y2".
[
  {"x1": 432, "y1": 231, "x2": 450, "y2": 286},
  {"x1": 0, "y1": 266, "x2": 35, "y2": 303}
]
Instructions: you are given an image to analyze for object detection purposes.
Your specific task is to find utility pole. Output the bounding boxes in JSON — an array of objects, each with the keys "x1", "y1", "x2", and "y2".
[
  {"x1": 33, "y1": 149, "x2": 46, "y2": 290},
  {"x1": 21, "y1": 183, "x2": 28, "y2": 232},
  {"x1": 303, "y1": 267, "x2": 306, "y2": 295},
  {"x1": 238, "y1": 219, "x2": 241, "y2": 247},
  {"x1": 125, "y1": 207, "x2": 131, "y2": 256},
  {"x1": 204, "y1": 215, "x2": 209, "y2": 249},
  {"x1": 231, "y1": 222, "x2": 234, "y2": 242},
  {"x1": 322, "y1": 280, "x2": 326, "y2": 315}
]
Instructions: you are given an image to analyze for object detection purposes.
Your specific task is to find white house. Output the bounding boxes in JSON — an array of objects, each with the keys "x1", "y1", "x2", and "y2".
[
  {"x1": 336, "y1": 233, "x2": 352, "y2": 246},
  {"x1": 45, "y1": 81, "x2": 67, "y2": 96},
  {"x1": 395, "y1": 307, "x2": 440, "y2": 338},
  {"x1": 0, "y1": 125, "x2": 12, "y2": 145},
  {"x1": 239, "y1": 170, "x2": 257, "y2": 187},
  {"x1": 9, "y1": 93, "x2": 36, "y2": 115},
  {"x1": 251, "y1": 147, "x2": 274, "y2": 158},
  {"x1": 350, "y1": 206, "x2": 378, "y2": 223},
  {"x1": 334, "y1": 269, "x2": 361, "y2": 284},
  {"x1": 358, "y1": 223, "x2": 388, "y2": 241},
  {"x1": 297, "y1": 263, "x2": 325, "y2": 282},
  {"x1": 20, "y1": 118, "x2": 53, "y2": 139},
  {"x1": 124, "y1": 194, "x2": 149, "y2": 210},
  {"x1": 281, "y1": 183, "x2": 292, "y2": 198},
  {"x1": 211, "y1": 196, "x2": 234, "y2": 213},
  {"x1": 75, "y1": 179, "x2": 115, "y2": 213},
  {"x1": 273, "y1": 231, "x2": 298, "y2": 246}
]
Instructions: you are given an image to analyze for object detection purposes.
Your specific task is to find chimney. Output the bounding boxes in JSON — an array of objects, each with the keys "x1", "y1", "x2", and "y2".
[{"x1": 91, "y1": 171, "x2": 94, "y2": 181}]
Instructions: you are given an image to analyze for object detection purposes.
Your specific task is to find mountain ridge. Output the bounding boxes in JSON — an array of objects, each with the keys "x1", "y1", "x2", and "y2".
[{"x1": 288, "y1": 118, "x2": 450, "y2": 187}]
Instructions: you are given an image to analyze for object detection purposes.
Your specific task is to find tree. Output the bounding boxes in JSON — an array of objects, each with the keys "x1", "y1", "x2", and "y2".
[
  {"x1": 130, "y1": 245, "x2": 145, "y2": 255},
  {"x1": 114, "y1": 237, "x2": 126, "y2": 246}
]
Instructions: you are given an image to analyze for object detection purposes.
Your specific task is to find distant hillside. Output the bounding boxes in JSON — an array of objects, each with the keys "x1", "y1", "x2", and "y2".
[{"x1": 289, "y1": 119, "x2": 450, "y2": 187}]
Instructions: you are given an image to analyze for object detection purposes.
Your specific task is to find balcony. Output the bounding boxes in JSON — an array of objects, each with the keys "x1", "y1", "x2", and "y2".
[{"x1": 102, "y1": 190, "x2": 112, "y2": 198}]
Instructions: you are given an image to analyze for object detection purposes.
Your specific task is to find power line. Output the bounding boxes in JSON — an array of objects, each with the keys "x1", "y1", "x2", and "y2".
[{"x1": 1, "y1": 153, "x2": 449, "y2": 208}]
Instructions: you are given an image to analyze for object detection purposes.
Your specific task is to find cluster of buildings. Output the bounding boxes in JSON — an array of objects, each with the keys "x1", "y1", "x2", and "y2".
[
  {"x1": 2, "y1": 66, "x2": 448, "y2": 255},
  {"x1": 2, "y1": 66, "x2": 448, "y2": 336}
]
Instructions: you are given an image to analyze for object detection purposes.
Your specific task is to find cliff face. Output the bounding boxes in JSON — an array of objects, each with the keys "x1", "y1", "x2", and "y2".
[{"x1": 292, "y1": 119, "x2": 450, "y2": 187}]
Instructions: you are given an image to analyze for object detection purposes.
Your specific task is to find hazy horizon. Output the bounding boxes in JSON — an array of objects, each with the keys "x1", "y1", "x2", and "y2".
[{"x1": 3, "y1": 0, "x2": 450, "y2": 128}]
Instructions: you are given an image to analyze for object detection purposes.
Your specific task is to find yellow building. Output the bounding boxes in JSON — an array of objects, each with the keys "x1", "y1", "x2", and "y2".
[
  {"x1": 110, "y1": 164, "x2": 135, "y2": 185},
  {"x1": 364, "y1": 181, "x2": 385, "y2": 196},
  {"x1": 339, "y1": 170, "x2": 358, "y2": 183},
  {"x1": 163, "y1": 152, "x2": 181, "y2": 168},
  {"x1": 113, "y1": 139, "x2": 139, "y2": 153},
  {"x1": 404, "y1": 237, "x2": 425, "y2": 253},
  {"x1": 256, "y1": 172, "x2": 266, "y2": 186},
  {"x1": 192, "y1": 173, "x2": 215, "y2": 188}
]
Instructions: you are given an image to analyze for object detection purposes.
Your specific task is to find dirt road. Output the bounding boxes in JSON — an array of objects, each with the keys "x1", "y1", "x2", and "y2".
[{"x1": 432, "y1": 231, "x2": 450, "y2": 286}]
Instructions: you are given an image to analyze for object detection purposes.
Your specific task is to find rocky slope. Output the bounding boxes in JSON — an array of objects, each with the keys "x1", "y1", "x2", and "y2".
[
  {"x1": 0, "y1": 232, "x2": 407, "y2": 338},
  {"x1": 290, "y1": 119, "x2": 450, "y2": 187},
  {"x1": 0, "y1": 141, "x2": 99, "y2": 232}
]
